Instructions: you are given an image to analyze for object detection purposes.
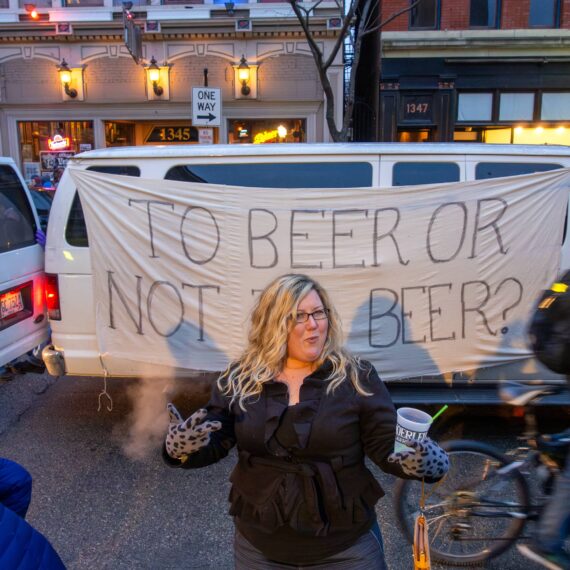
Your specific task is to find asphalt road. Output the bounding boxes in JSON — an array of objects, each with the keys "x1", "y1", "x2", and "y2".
[{"x1": 0, "y1": 371, "x2": 546, "y2": 570}]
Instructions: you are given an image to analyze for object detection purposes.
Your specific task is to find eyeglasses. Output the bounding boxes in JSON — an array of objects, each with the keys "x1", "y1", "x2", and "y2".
[{"x1": 294, "y1": 308, "x2": 329, "y2": 324}]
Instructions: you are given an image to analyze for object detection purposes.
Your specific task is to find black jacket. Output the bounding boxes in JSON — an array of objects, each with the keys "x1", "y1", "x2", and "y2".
[{"x1": 164, "y1": 360, "x2": 420, "y2": 562}]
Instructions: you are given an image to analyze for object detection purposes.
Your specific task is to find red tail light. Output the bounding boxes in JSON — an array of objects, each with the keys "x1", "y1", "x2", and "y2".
[{"x1": 45, "y1": 273, "x2": 61, "y2": 320}]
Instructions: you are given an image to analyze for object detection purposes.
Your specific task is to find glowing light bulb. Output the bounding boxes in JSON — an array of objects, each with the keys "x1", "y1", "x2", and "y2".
[{"x1": 59, "y1": 70, "x2": 71, "y2": 84}]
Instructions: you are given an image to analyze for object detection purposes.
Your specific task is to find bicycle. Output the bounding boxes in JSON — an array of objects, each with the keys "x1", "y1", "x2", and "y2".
[{"x1": 394, "y1": 380, "x2": 570, "y2": 566}]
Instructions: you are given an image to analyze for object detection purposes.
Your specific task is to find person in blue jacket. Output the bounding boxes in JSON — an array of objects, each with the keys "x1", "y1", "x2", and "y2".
[{"x1": 0, "y1": 458, "x2": 65, "y2": 569}]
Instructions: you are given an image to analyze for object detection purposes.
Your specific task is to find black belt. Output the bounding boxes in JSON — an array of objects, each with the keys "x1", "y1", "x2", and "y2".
[{"x1": 239, "y1": 451, "x2": 361, "y2": 535}]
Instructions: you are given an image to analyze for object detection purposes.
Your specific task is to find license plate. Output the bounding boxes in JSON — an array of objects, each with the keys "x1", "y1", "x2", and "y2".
[{"x1": 0, "y1": 291, "x2": 24, "y2": 319}]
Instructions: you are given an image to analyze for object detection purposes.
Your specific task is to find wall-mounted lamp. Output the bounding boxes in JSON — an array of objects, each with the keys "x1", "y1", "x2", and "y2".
[
  {"x1": 58, "y1": 59, "x2": 77, "y2": 98},
  {"x1": 237, "y1": 55, "x2": 250, "y2": 96},
  {"x1": 225, "y1": 2, "x2": 235, "y2": 16},
  {"x1": 24, "y1": 3, "x2": 39, "y2": 19},
  {"x1": 233, "y1": 55, "x2": 257, "y2": 99},
  {"x1": 147, "y1": 56, "x2": 163, "y2": 96},
  {"x1": 145, "y1": 57, "x2": 170, "y2": 100}
]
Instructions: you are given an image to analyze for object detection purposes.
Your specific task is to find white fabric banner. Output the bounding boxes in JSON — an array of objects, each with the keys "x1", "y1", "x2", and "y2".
[{"x1": 70, "y1": 167, "x2": 570, "y2": 380}]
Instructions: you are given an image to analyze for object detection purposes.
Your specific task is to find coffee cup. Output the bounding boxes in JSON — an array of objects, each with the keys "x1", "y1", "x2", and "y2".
[{"x1": 394, "y1": 407, "x2": 432, "y2": 453}]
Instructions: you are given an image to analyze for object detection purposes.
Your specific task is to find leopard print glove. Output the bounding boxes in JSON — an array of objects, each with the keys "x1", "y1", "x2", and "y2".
[
  {"x1": 388, "y1": 437, "x2": 449, "y2": 479},
  {"x1": 165, "y1": 403, "x2": 222, "y2": 460}
]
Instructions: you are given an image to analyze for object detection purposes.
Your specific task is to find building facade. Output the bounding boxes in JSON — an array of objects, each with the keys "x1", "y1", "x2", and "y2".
[
  {"x1": 379, "y1": 0, "x2": 570, "y2": 145},
  {"x1": 0, "y1": 0, "x2": 343, "y2": 182}
]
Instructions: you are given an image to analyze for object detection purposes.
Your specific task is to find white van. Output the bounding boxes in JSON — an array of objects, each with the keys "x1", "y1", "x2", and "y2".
[
  {"x1": 42, "y1": 143, "x2": 570, "y2": 402},
  {"x1": 0, "y1": 157, "x2": 49, "y2": 369}
]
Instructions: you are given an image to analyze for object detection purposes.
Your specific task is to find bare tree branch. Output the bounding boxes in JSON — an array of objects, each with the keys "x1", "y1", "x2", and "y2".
[
  {"x1": 289, "y1": 0, "x2": 344, "y2": 139},
  {"x1": 323, "y1": 1, "x2": 358, "y2": 70},
  {"x1": 362, "y1": 0, "x2": 379, "y2": 34},
  {"x1": 362, "y1": 0, "x2": 423, "y2": 37},
  {"x1": 288, "y1": 0, "x2": 424, "y2": 140},
  {"x1": 289, "y1": 1, "x2": 324, "y2": 68},
  {"x1": 293, "y1": 2, "x2": 312, "y2": 17},
  {"x1": 308, "y1": 0, "x2": 327, "y2": 11}
]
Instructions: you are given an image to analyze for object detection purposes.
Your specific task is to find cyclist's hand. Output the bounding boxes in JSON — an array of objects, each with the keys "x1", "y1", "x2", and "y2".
[
  {"x1": 165, "y1": 403, "x2": 221, "y2": 460},
  {"x1": 388, "y1": 437, "x2": 449, "y2": 479}
]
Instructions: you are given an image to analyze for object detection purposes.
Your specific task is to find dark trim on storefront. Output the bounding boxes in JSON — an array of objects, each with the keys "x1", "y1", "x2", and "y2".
[{"x1": 379, "y1": 57, "x2": 570, "y2": 142}]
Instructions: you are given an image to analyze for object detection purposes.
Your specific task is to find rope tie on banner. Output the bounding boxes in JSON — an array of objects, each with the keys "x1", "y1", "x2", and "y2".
[{"x1": 97, "y1": 355, "x2": 113, "y2": 412}]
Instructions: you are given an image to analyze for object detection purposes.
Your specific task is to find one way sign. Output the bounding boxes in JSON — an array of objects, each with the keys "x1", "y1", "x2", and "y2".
[{"x1": 192, "y1": 87, "x2": 221, "y2": 127}]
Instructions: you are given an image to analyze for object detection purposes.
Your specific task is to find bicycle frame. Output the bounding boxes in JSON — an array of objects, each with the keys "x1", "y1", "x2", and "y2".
[{"x1": 395, "y1": 384, "x2": 568, "y2": 565}]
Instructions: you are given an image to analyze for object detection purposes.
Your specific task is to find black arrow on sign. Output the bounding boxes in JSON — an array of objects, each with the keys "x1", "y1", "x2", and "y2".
[{"x1": 197, "y1": 113, "x2": 216, "y2": 121}]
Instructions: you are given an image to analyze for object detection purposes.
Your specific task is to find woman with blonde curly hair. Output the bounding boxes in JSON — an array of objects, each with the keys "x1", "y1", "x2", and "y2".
[{"x1": 164, "y1": 273, "x2": 448, "y2": 569}]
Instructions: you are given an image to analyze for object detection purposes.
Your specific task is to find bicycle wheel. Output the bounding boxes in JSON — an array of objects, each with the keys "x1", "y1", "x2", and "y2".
[{"x1": 394, "y1": 440, "x2": 530, "y2": 566}]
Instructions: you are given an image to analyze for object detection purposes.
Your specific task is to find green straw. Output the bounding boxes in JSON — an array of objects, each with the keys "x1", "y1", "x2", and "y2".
[{"x1": 431, "y1": 404, "x2": 449, "y2": 423}]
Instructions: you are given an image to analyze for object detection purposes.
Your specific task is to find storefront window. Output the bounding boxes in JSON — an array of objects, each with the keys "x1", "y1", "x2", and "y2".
[
  {"x1": 228, "y1": 119, "x2": 306, "y2": 144},
  {"x1": 499, "y1": 93, "x2": 534, "y2": 121},
  {"x1": 483, "y1": 128, "x2": 512, "y2": 143},
  {"x1": 105, "y1": 122, "x2": 136, "y2": 147},
  {"x1": 457, "y1": 93, "x2": 493, "y2": 122},
  {"x1": 454, "y1": 125, "x2": 570, "y2": 145},
  {"x1": 541, "y1": 93, "x2": 570, "y2": 120},
  {"x1": 454, "y1": 127, "x2": 511, "y2": 143},
  {"x1": 513, "y1": 126, "x2": 570, "y2": 145},
  {"x1": 397, "y1": 129, "x2": 432, "y2": 142},
  {"x1": 17, "y1": 120, "x2": 94, "y2": 186},
  {"x1": 453, "y1": 128, "x2": 482, "y2": 142}
]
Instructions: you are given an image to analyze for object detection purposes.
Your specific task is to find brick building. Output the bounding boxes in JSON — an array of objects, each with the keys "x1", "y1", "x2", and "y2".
[
  {"x1": 379, "y1": 0, "x2": 570, "y2": 144},
  {"x1": 0, "y1": 1, "x2": 343, "y2": 181}
]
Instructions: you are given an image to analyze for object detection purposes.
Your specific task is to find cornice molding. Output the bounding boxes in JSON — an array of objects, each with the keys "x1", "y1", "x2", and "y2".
[
  {"x1": 0, "y1": 28, "x2": 336, "y2": 44},
  {"x1": 381, "y1": 29, "x2": 570, "y2": 58}
]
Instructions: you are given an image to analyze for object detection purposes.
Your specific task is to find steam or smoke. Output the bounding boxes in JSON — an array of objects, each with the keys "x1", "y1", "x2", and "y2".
[{"x1": 121, "y1": 374, "x2": 173, "y2": 461}]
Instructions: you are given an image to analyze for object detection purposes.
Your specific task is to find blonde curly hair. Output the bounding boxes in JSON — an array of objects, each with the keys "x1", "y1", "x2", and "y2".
[{"x1": 218, "y1": 274, "x2": 371, "y2": 410}]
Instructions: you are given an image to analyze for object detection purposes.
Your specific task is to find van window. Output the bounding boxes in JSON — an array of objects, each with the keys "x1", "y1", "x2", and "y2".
[
  {"x1": 29, "y1": 189, "x2": 52, "y2": 232},
  {"x1": 165, "y1": 162, "x2": 373, "y2": 188},
  {"x1": 86, "y1": 166, "x2": 141, "y2": 177},
  {"x1": 475, "y1": 162, "x2": 562, "y2": 179},
  {"x1": 0, "y1": 165, "x2": 36, "y2": 253},
  {"x1": 392, "y1": 162, "x2": 460, "y2": 186},
  {"x1": 65, "y1": 166, "x2": 141, "y2": 247}
]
